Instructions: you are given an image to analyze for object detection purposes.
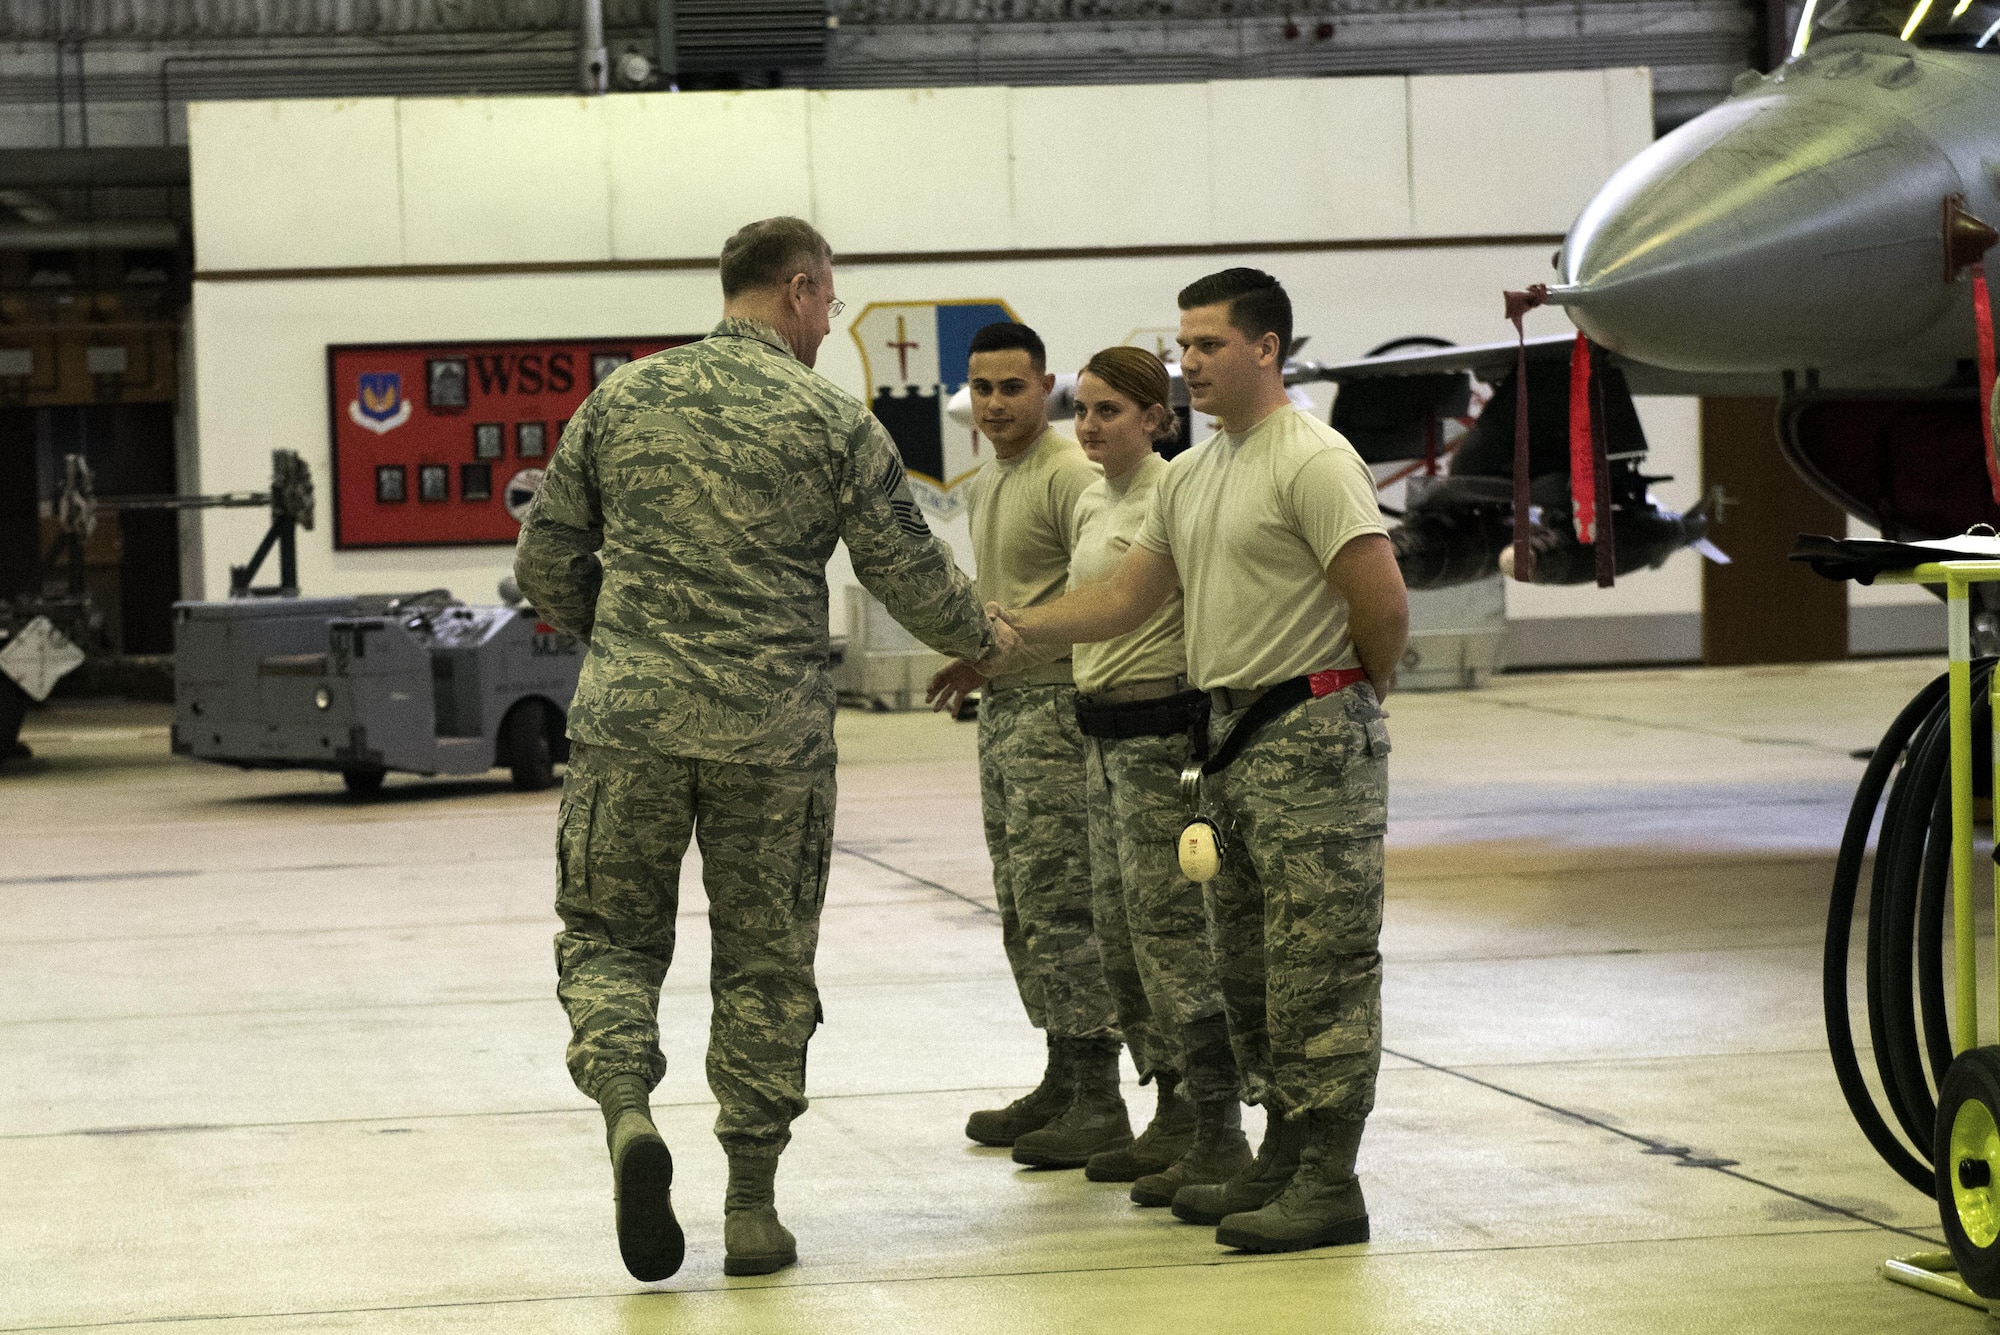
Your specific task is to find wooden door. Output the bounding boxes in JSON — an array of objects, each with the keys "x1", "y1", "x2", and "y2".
[{"x1": 1700, "y1": 397, "x2": 1849, "y2": 666}]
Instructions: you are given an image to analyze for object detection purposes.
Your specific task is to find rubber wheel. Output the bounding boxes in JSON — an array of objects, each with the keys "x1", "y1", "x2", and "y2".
[
  {"x1": 1937, "y1": 1045, "x2": 2000, "y2": 1297},
  {"x1": 504, "y1": 702, "x2": 557, "y2": 791},
  {"x1": 341, "y1": 766, "x2": 386, "y2": 799}
]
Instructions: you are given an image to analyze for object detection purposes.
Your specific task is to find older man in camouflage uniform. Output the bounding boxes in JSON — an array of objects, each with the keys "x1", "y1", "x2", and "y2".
[
  {"x1": 994, "y1": 269, "x2": 1408, "y2": 1255},
  {"x1": 516, "y1": 216, "x2": 998, "y2": 1283}
]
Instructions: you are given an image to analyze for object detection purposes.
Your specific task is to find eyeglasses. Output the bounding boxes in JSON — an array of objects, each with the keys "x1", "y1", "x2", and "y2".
[{"x1": 800, "y1": 273, "x2": 844, "y2": 319}]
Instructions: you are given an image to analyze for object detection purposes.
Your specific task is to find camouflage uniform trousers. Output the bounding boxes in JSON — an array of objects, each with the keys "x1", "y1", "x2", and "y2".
[
  {"x1": 1085, "y1": 729, "x2": 1229, "y2": 1098},
  {"x1": 554, "y1": 739, "x2": 834, "y2": 1160},
  {"x1": 1201, "y1": 683, "x2": 1389, "y2": 1120},
  {"x1": 977, "y1": 683, "x2": 1123, "y2": 1041}
]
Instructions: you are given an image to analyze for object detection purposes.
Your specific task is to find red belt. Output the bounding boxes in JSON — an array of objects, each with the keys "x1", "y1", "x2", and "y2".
[
  {"x1": 1210, "y1": 667, "x2": 1368, "y2": 717},
  {"x1": 1308, "y1": 666, "x2": 1370, "y2": 698}
]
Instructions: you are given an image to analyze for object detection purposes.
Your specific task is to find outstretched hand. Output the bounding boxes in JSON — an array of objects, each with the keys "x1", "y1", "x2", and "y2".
[
  {"x1": 925, "y1": 659, "x2": 988, "y2": 715},
  {"x1": 976, "y1": 605, "x2": 1025, "y2": 676}
]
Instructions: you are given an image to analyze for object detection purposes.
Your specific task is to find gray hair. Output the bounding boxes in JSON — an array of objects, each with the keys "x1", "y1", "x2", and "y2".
[{"x1": 719, "y1": 217, "x2": 833, "y2": 298}]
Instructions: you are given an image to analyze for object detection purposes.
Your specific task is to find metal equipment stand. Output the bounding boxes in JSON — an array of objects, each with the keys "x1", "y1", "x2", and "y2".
[
  {"x1": 1875, "y1": 560, "x2": 2000, "y2": 1319},
  {"x1": 46, "y1": 448, "x2": 316, "y2": 600}
]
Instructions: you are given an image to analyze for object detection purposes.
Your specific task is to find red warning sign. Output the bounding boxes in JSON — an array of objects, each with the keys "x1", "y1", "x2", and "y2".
[{"x1": 328, "y1": 335, "x2": 697, "y2": 549}]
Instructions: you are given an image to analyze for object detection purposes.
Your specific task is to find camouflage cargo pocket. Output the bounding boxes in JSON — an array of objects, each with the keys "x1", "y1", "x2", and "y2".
[
  {"x1": 792, "y1": 782, "x2": 834, "y2": 916},
  {"x1": 555, "y1": 773, "x2": 599, "y2": 915},
  {"x1": 1249, "y1": 693, "x2": 1386, "y2": 844},
  {"x1": 1270, "y1": 833, "x2": 1383, "y2": 1063}
]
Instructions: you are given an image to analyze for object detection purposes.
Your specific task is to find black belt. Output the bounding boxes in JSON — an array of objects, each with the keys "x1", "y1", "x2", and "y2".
[
  {"x1": 1200, "y1": 669, "x2": 1369, "y2": 776},
  {"x1": 1199, "y1": 676, "x2": 1315, "y2": 775},
  {"x1": 1075, "y1": 689, "x2": 1209, "y2": 740}
]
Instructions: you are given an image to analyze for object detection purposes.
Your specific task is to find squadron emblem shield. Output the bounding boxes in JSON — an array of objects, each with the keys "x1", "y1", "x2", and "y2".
[
  {"x1": 850, "y1": 299, "x2": 1017, "y2": 520},
  {"x1": 348, "y1": 371, "x2": 413, "y2": 435}
]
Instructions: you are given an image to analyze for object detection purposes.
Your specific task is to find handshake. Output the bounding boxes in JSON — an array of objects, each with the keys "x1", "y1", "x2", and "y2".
[{"x1": 926, "y1": 602, "x2": 1026, "y2": 715}]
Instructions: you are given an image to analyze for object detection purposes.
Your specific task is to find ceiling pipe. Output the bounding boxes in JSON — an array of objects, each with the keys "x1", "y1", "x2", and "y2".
[
  {"x1": 0, "y1": 148, "x2": 190, "y2": 190},
  {"x1": 656, "y1": 0, "x2": 680, "y2": 90},
  {"x1": 578, "y1": 0, "x2": 608, "y2": 94},
  {"x1": 0, "y1": 220, "x2": 180, "y2": 250},
  {"x1": 0, "y1": 191, "x2": 61, "y2": 224}
]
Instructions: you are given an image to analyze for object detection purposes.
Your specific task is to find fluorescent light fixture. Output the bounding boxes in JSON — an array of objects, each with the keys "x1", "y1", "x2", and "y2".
[
  {"x1": 1902, "y1": 0, "x2": 1937, "y2": 41},
  {"x1": 1981, "y1": 15, "x2": 2000, "y2": 42}
]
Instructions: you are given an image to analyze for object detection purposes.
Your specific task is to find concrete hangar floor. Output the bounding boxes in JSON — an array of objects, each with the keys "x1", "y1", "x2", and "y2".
[{"x1": 1, "y1": 659, "x2": 1976, "y2": 1334}]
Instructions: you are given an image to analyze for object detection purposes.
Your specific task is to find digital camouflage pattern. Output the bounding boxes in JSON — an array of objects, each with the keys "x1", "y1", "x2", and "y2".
[
  {"x1": 1200, "y1": 684, "x2": 1389, "y2": 1119},
  {"x1": 1083, "y1": 734, "x2": 1171, "y2": 1084},
  {"x1": 1086, "y1": 729, "x2": 1232, "y2": 1097},
  {"x1": 515, "y1": 316, "x2": 991, "y2": 771},
  {"x1": 524, "y1": 316, "x2": 988, "y2": 1158},
  {"x1": 556, "y1": 740, "x2": 834, "y2": 1158},
  {"x1": 977, "y1": 684, "x2": 1121, "y2": 1041}
]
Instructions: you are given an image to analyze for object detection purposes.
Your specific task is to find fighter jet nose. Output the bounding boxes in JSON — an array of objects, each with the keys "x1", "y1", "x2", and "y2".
[{"x1": 1555, "y1": 83, "x2": 1963, "y2": 374}]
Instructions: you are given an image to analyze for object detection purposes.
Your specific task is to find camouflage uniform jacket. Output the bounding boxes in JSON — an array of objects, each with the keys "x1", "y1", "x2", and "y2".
[{"x1": 515, "y1": 316, "x2": 991, "y2": 770}]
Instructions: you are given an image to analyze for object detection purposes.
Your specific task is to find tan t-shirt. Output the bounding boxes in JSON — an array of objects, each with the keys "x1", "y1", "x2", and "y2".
[
  {"x1": 1134, "y1": 405, "x2": 1386, "y2": 691},
  {"x1": 966, "y1": 427, "x2": 1101, "y2": 633},
  {"x1": 1069, "y1": 454, "x2": 1187, "y2": 695}
]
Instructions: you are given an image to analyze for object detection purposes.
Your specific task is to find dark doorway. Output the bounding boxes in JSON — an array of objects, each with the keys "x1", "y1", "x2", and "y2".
[
  {"x1": 1700, "y1": 397, "x2": 1848, "y2": 666},
  {"x1": 7, "y1": 403, "x2": 181, "y2": 654},
  {"x1": 0, "y1": 410, "x2": 36, "y2": 601}
]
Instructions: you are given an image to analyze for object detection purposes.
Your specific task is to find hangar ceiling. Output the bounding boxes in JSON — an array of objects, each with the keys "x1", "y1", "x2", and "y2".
[
  {"x1": 0, "y1": 0, "x2": 1760, "y2": 154},
  {"x1": 0, "y1": 0, "x2": 1768, "y2": 260},
  {"x1": 830, "y1": 0, "x2": 1755, "y2": 129}
]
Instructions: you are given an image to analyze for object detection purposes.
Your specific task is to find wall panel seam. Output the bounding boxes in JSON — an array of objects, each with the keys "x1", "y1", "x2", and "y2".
[
  {"x1": 192, "y1": 231, "x2": 1569, "y2": 282},
  {"x1": 393, "y1": 98, "x2": 409, "y2": 265}
]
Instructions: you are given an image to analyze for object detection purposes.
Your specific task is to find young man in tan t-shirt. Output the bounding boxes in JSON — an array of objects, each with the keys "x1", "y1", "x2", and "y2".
[
  {"x1": 926, "y1": 321, "x2": 1138, "y2": 1169},
  {"x1": 992, "y1": 271, "x2": 1408, "y2": 1255}
]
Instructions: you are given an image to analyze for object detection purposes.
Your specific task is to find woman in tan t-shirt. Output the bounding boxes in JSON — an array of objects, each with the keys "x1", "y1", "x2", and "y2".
[{"x1": 1066, "y1": 346, "x2": 1252, "y2": 1206}]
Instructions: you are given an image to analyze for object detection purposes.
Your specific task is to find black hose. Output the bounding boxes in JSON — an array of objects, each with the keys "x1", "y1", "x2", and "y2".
[
  {"x1": 1874, "y1": 704, "x2": 1942, "y2": 1146},
  {"x1": 1919, "y1": 793, "x2": 1958, "y2": 1084},
  {"x1": 1823, "y1": 665, "x2": 1978, "y2": 1197}
]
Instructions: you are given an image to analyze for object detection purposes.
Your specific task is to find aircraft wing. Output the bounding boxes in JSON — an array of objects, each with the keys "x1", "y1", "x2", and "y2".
[
  {"x1": 1297, "y1": 334, "x2": 1782, "y2": 398},
  {"x1": 1293, "y1": 334, "x2": 1572, "y2": 384}
]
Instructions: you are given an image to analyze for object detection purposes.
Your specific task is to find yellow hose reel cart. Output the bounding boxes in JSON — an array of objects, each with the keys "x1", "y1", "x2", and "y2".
[{"x1": 1854, "y1": 560, "x2": 2000, "y2": 1310}]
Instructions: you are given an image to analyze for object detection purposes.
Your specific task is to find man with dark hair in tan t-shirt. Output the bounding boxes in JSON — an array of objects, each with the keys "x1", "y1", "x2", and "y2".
[
  {"x1": 992, "y1": 270, "x2": 1408, "y2": 1256},
  {"x1": 926, "y1": 321, "x2": 1141, "y2": 1171}
]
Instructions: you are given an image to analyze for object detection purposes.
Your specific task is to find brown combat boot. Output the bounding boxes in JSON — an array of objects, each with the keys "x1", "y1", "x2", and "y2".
[
  {"x1": 966, "y1": 1034, "x2": 1072, "y2": 1147},
  {"x1": 1012, "y1": 1038, "x2": 1133, "y2": 1168},
  {"x1": 1131, "y1": 1097, "x2": 1253, "y2": 1206},
  {"x1": 1085, "y1": 1073, "x2": 1195, "y2": 1182},
  {"x1": 1170, "y1": 1106, "x2": 1303, "y2": 1225},
  {"x1": 1215, "y1": 1111, "x2": 1369, "y2": 1252},
  {"x1": 722, "y1": 1154, "x2": 798, "y2": 1276},
  {"x1": 599, "y1": 1074, "x2": 683, "y2": 1281}
]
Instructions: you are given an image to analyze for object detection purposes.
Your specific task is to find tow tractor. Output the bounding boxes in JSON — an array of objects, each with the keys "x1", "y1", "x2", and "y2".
[{"x1": 168, "y1": 451, "x2": 580, "y2": 796}]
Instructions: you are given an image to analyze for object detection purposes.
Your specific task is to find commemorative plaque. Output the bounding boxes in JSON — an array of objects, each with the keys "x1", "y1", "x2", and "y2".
[{"x1": 328, "y1": 335, "x2": 696, "y2": 548}]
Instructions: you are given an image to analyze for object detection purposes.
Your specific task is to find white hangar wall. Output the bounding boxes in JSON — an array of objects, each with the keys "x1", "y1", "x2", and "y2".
[
  {"x1": 186, "y1": 69, "x2": 1848, "y2": 664},
  {"x1": 189, "y1": 73, "x2": 1649, "y2": 269}
]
